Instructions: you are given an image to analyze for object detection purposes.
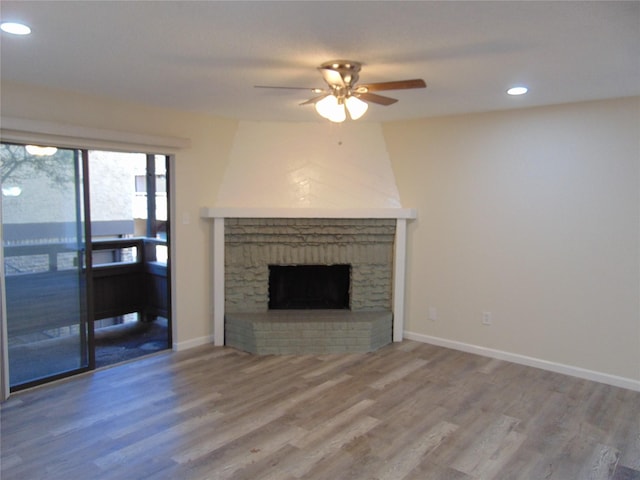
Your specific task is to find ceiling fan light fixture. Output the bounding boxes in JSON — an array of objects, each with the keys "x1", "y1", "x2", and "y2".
[
  {"x1": 315, "y1": 95, "x2": 346, "y2": 123},
  {"x1": 345, "y1": 96, "x2": 368, "y2": 120},
  {"x1": 328, "y1": 104, "x2": 347, "y2": 123}
]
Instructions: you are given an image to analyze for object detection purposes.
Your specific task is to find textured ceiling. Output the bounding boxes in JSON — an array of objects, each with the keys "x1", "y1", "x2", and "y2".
[{"x1": 1, "y1": 1, "x2": 638, "y2": 123}]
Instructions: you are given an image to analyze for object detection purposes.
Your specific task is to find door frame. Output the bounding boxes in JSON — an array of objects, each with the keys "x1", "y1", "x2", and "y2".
[
  {"x1": 1, "y1": 205, "x2": 9, "y2": 400},
  {"x1": 1, "y1": 144, "x2": 175, "y2": 397},
  {"x1": 0, "y1": 117, "x2": 185, "y2": 399}
]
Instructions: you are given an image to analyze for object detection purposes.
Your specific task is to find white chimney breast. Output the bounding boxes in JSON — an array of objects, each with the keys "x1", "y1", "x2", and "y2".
[{"x1": 214, "y1": 121, "x2": 403, "y2": 209}]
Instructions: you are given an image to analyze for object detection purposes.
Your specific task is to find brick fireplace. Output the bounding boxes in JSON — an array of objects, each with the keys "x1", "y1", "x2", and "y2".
[
  {"x1": 225, "y1": 218, "x2": 395, "y2": 312},
  {"x1": 202, "y1": 207, "x2": 416, "y2": 353}
]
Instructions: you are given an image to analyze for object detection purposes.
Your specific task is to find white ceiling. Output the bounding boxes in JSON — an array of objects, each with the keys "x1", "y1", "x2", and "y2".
[{"x1": 1, "y1": 1, "x2": 638, "y2": 123}]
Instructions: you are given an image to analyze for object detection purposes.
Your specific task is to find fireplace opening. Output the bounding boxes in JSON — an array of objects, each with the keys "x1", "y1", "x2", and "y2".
[{"x1": 268, "y1": 264, "x2": 350, "y2": 310}]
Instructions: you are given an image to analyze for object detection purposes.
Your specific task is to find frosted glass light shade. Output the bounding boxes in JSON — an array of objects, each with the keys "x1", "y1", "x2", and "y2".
[
  {"x1": 345, "y1": 96, "x2": 368, "y2": 120},
  {"x1": 315, "y1": 95, "x2": 346, "y2": 123}
]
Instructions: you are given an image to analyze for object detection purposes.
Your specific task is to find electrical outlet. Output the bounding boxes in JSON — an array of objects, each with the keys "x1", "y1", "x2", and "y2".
[
  {"x1": 482, "y1": 311, "x2": 492, "y2": 325},
  {"x1": 428, "y1": 306, "x2": 437, "y2": 321}
]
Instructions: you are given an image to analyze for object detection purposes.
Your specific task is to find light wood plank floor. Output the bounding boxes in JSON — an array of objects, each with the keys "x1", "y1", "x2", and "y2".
[{"x1": 2, "y1": 341, "x2": 639, "y2": 480}]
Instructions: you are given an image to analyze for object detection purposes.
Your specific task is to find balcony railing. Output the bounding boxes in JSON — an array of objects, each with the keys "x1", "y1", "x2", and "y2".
[{"x1": 4, "y1": 237, "x2": 169, "y2": 337}]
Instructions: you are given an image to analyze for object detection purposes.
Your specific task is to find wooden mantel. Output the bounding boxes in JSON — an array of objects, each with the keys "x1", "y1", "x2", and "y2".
[{"x1": 201, "y1": 207, "x2": 417, "y2": 346}]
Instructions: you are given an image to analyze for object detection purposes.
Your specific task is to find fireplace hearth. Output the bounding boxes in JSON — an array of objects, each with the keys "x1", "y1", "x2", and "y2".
[{"x1": 225, "y1": 310, "x2": 392, "y2": 355}]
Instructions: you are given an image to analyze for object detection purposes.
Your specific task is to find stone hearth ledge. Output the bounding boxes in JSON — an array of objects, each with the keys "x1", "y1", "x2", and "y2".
[{"x1": 201, "y1": 207, "x2": 417, "y2": 346}]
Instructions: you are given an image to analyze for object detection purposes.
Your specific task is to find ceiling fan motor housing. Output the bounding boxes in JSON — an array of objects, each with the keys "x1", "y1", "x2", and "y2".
[{"x1": 320, "y1": 60, "x2": 362, "y2": 90}]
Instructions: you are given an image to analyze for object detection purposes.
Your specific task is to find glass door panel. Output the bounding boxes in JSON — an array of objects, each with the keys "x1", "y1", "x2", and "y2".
[
  {"x1": 1, "y1": 143, "x2": 90, "y2": 388},
  {"x1": 88, "y1": 151, "x2": 170, "y2": 367}
]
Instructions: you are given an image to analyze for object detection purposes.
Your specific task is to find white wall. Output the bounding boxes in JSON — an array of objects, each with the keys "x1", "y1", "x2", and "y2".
[
  {"x1": 216, "y1": 121, "x2": 401, "y2": 209},
  {"x1": 384, "y1": 97, "x2": 640, "y2": 384}
]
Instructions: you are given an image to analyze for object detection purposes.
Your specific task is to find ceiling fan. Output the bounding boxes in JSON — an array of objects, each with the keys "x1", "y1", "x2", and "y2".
[{"x1": 255, "y1": 60, "x2": 426, "y2": 122}]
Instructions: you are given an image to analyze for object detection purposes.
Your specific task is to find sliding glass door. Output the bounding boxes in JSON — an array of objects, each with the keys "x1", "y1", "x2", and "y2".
[{"x1": 1, "y1": 144, "x2": 91, "y2": 389}]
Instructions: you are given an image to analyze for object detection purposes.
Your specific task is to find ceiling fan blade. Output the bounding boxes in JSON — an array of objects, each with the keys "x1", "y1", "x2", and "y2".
[
  {"x1": 357, "y1": 79, "x2": 426, "y2": 92},
  {"x1": 357, "y1": 92, "x2": 398, "y2": 106},
  {"x1": 299, "y1": 93, "x2": 330, "y2": 106},
  {"x1": 319, "y1": 67, "x2": 346, "y2": 88}
]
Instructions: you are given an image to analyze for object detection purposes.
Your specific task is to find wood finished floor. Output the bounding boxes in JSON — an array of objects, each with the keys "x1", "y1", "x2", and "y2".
[{"x1": 1, "y1": 341, "x2": 639, "y2": 480}]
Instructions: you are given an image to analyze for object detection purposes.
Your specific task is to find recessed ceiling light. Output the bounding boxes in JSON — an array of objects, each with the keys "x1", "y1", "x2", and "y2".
[
  {"x1": 1, "y1": 22, "x2": 31, "y2": 35},
  {"x1": 507, "y1": 86, "x2": 528, "y2": 96}
]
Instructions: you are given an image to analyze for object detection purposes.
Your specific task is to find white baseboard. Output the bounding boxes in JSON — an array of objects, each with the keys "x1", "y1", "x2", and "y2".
[
  {"x1": 404, "y1": 331, "x2": 640, "y2": 393},
  {"x1": 173, "y1": 335, "x2": 214, "y2": 352}
]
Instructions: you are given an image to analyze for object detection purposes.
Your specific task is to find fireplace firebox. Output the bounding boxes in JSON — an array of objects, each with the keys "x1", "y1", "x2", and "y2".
[{"x1": 268, "y1": 264, "x2": 350, "y2": 310}]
